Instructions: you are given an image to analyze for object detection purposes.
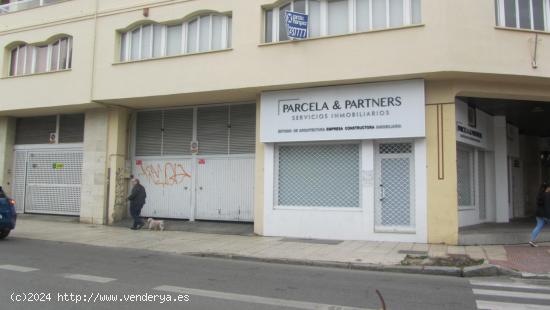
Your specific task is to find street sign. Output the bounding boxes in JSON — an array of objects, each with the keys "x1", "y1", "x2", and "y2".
[{"x1": 285, "y1": 11, "x2": 308, "y2": 40}]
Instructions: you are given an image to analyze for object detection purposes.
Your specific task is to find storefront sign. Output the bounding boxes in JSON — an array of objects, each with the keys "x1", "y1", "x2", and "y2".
[
  {"x1": 260, "y1": 80, "x2": 425, "y2": 142},
  {"x1": 455, "y1": 99, "x2": 493, "y2": 150},
  {"x1": 286, "y1": 11, "x2": 308, "y2": 39}
]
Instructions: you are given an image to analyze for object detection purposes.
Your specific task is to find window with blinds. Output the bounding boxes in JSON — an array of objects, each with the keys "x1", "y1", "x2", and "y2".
[
  {"x1": 264, "y1": 0, "x2": 422, "y2": 43},
  {"x1": 120, "y1": 14, "x2": 232, "y2": 62}
]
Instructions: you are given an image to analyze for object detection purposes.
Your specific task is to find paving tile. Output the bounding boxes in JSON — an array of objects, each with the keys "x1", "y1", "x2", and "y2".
[
  {"x1": 464, "y1": 246, "x2": 488, "y2": 260},
  {"x1": 428, "y1": 244, "x2": 447, "y2": 257},
  {"x1": 482, "y1": 245, "x2": 507, "y2": 261},
  {"x1": 490, "y1": 245, "x2": 550, "y2": 274},
  {"x1": 411, "y1": 243, "x2": 429, "y2": 252},
  {"x1": 447, "y1": 246, "x2": 466, "y2": 255}
]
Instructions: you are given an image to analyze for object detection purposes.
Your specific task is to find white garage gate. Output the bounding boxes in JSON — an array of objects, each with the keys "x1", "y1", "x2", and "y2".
[
  {"x1": 132, "y1": 103, "x2": 256, "y2": 222},
  {"x1": 13, "y1": 148, "x2": 83, "y2": 215},
  {"x1": 12, "y1": 114, "x2": 85, "y2": 216}
]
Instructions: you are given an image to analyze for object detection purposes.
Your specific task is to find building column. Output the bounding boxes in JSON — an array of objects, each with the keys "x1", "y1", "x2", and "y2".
[
  {"x1": 254, "y1": 97, "x2": 264, "y2": 235},
  {"x1": 0, "y1": 117, "x2": 16, "y2": 196},
  {"x1": 426, "y1": 103, "x2": 459, "y2": 244},
  {"x1": 106, "y1": 107, "x2": 130, "y2": 224},
  {"x1": 80, "y1": 109, "x2": 110, "y2": 224},
  {"x1": 494, "y1": 116, "x2": 510, "y2": 223}
]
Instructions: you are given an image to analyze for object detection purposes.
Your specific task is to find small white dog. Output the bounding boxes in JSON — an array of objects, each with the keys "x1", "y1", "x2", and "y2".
[{"x1": 147, "y1": 218, "x2": 165, "y2": 231}]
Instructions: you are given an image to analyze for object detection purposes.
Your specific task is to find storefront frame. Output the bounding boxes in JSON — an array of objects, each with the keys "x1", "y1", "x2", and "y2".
[{"x1": 262, "y1": 138, "x2": 427, "y2": 242}]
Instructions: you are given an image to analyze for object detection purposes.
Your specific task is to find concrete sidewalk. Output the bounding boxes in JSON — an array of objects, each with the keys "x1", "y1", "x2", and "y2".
[{"x1": 8, "y1": 217, "x2": 550, "y2": 278}]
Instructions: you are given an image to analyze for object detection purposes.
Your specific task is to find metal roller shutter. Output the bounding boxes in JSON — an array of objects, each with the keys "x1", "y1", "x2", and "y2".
[
  {"x1": 163, "y1": 108, "x2": 193, "y2": 156},
  {"x1": 229, "y1": 104, "x2": 256, "y2": 154},
  {"x1": 59, "y1": 114, "x2": 85, "y2": 143},
  {"x1": 15, "y1": 116, "x2": 57, "y2": 145},
  {"x1": 197, "y1": 106, "x2": 229, "y2": 155},
  {"x1": 133, "y1": 103, "x2": 256, "y2": 222},
  {"x1": 135, "y1": 111, "x2": 162, "y2": 156}
]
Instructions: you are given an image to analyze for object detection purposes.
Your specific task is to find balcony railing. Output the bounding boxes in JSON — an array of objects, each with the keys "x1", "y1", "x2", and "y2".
[{"x1": 0, "y1": 0, "x2": 65, "y2": 15}]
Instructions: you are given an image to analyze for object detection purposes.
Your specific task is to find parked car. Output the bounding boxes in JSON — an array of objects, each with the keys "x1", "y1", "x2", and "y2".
[{"x1": 0, "y1": 186, "x2": 16, "y2": 239}]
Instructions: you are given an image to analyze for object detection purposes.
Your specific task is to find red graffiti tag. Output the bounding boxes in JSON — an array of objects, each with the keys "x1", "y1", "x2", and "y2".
[{"x1": 138, "y1": 162, "x2": 192, "y2": 187}]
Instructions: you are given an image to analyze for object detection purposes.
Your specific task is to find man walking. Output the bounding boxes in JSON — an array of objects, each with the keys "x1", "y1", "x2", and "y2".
[{"x1": 128, "y1": 178, "x2": 146, "y2": 230}]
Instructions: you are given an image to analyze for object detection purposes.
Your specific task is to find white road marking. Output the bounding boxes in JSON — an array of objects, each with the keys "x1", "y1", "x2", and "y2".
[
  {"x1": 470, "y1": 280, "x2": 550, "y2": 291},
  {"x1": 154, "y1": 285, "x2": 372, "y2": 310},
  {"x1": 63, "y1": 274, "x2": 116, "y2": 283},
  {"x1": 0, "y1": 264, "x2": 38, "y2": 272},
  {"x1": 473, "y1": 289, "x2": 550, "y2": 301},
  {"x1": 476, "y1": 300, "x2": 550, "y2": 310}
]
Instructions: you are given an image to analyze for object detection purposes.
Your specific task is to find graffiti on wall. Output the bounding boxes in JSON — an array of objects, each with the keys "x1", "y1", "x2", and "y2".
[
  {"x1": 114, "y1": 168, "x2": 127, "y2": 209},
  {"x1": 137, "y1": 161, "x2": 192, "y2": 187}
]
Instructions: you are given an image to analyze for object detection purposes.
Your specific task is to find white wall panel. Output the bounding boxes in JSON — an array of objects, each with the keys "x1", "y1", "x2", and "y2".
[
  {"x1": 133, "y1": 157, "x2": 193, "y2": 219},
  {"x1": 196, "y1": 156, "x2": 255, "y2": 221}
]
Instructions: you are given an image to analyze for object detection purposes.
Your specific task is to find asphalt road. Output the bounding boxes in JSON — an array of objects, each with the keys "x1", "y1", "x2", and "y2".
[{"x1": 0, "y1": 238, "x2": 548, "y2": 310}]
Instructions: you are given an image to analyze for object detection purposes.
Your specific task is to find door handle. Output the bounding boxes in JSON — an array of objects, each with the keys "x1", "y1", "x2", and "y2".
[{"x1": 380, "y1": 184, "x2": 385, "y2": 201}]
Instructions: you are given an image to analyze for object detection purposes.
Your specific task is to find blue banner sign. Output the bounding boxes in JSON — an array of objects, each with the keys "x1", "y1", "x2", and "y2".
[{"x1": 285, "y1": 11, "x2": 308, "y2": 39}]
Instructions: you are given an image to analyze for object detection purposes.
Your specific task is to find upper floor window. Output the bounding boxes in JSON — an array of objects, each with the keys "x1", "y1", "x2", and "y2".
[
  {"x1": 120, "y1": 13, "x2": 232, "y2": 62},
  {"x1": 496, "y1": 0, "x2": 550, "y2": 31},
  {"x1": 9, "y1": 36, "x2": 72, "y2": 77},
  {"x1": 0, "y1": 0, "x2": 67, "y2": 15},
  {"x1": 264, "y1": 0, "x2": 421, "y2": 43}
]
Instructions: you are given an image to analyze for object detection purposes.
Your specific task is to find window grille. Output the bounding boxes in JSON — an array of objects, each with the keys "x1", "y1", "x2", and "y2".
[
  {"x1": 277, "y1": 143, "x2": 360, "y2": 208},
  {"x1": 376, "y1": 142, "x2": 415, "y2": 229}
]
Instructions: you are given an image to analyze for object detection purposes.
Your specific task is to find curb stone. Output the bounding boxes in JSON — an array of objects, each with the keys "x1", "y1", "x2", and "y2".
[
  {"x1": 494, "y1": 265, "x2": 523, "y2": 278},
  {"x1": 462, "y1": 264, "x2": 499, "y2": 277},
  {"x1": 422, "y1": 266, "x2": 462, "y2": 276},
  {"x1": 189, "y1": 252, "x2": 550, "y2": 279},
  {"x1": 493, "y1": 265, "x2": 550, "y2": 280},
  {"x1": 519, "y1": 272, "x2": 550, "y2": 280},
  {"x1": 188, "y1": 252, "x2": 464, "y2": 277}
]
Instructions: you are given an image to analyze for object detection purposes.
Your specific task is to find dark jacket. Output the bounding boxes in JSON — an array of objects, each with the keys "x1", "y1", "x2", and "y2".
[
  {"x1": 128, "y1": 183, "x2": 146, "y2": 207},
  {"x1": 536, "y1": 191, "x2": 550, "y2": 219}
]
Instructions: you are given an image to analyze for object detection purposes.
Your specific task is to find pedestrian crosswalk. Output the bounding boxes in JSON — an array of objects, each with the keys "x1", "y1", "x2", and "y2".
[{"x1": 471, "y1": 279, "x2": 550, "y2": 310}]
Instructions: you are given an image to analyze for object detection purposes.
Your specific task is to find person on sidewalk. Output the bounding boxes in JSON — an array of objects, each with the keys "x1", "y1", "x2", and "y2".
[
  {"x1": 128, "y1": 178, "x2": 147, "y2": 230},
  {"x1": 529, "y1": 184, "x2": 550, "y2": 247}
]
